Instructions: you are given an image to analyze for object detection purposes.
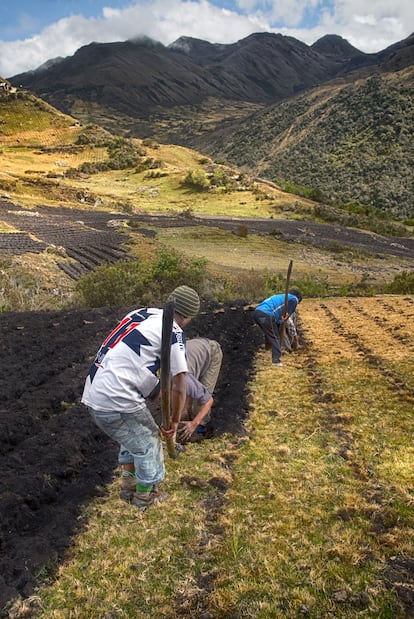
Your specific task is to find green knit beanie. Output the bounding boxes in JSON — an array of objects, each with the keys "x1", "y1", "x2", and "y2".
[{"x1": 168, "y1": 285, "x2": 200, "y2": 318}]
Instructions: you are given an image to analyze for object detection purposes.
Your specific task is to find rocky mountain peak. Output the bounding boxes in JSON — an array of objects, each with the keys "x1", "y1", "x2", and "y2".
[{"x1": 312, "y1": 34, "x2": 365, "y2": 59}]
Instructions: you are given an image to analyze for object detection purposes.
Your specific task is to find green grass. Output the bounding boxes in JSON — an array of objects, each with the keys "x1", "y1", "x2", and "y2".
[
  {"x1": 9, "y1": 297, "x2": 413, "y2": 619},
  {"x1": 0, "y1": 98, "x2": 73, "y2": 135}
]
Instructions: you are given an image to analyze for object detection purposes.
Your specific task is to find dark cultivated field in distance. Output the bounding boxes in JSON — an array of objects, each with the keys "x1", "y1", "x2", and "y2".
[{"x1": 1, "y1": 201, "x2": 414, "y2": 282}]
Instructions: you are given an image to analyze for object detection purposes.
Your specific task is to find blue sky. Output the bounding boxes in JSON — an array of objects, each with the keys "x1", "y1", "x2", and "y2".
[{"x1": 0, "y1": 0, "x2": 412, "y2": 77}]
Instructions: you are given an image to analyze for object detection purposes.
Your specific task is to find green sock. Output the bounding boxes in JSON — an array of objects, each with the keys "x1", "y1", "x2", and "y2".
[
  {"x1": 121, "y1": 470, "x2": 135, "y2": 478},
  {"x1": 136, "y1": 483, "x2": 152, "y2": 493}
]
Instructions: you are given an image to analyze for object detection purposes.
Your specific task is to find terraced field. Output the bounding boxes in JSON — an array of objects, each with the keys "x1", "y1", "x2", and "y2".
[{"x1": 1, "y1": 295, "x2": 413, "y2": 617}]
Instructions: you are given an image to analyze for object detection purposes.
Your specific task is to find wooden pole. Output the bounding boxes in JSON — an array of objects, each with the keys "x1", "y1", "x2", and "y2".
[
  {"x1": 160, "y1": 299, "x2": 177, "y2": 459},
  {"x1": 279, "y1": 259, "x2": 293, "y2": 345}
]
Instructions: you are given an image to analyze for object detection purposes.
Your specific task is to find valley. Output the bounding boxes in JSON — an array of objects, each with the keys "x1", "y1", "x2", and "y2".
[{"x1": 0, "y1": 37, "x2": 413, "y2": 617}]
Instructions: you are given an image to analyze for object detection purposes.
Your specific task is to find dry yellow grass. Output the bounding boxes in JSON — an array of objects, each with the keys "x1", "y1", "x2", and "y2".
[
  {"x1": 155, "y1": 225, "x2": 405, "y2": 287},
  {"x1": 10, "y1": 295, "x2": 413, "y2": 619},
  {"x1": 0, "y1": 104, "x2": 312, "y2": 218}
]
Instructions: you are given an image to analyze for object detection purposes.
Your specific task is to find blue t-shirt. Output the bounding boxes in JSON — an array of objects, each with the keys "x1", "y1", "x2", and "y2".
[{"x1": 255, "y1": 293, "x2": 299, "y2": 324}]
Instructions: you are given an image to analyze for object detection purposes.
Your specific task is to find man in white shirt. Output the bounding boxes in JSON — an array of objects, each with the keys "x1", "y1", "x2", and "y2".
[{"x1": 81, "y1": 285, "x2": 200, "y2": 509}]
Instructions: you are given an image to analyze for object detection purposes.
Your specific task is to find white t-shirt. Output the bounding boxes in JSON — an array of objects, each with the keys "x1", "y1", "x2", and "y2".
[{"x1": 82, "y1": 307, "x2": 188, "y2": 413}]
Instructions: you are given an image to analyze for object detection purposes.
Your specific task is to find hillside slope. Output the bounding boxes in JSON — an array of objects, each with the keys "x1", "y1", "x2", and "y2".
[
  {"x1": 194, "y1": 70, "x2": 414, "y2": 217},
  {"x1": 8, "y1": 33, "x2": 414, "y2": 216},
  {"x1": 1, "y1": 81, "x2": 413, "y2": 316}
]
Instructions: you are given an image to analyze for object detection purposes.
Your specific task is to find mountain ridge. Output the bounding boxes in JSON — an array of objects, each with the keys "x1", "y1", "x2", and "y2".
[
  {"x1": 8, "y1": 32, "x2": 380, "y2": 116},
  {"x1": 7, "y1": 31, "x2": 414, "y2": 216}
]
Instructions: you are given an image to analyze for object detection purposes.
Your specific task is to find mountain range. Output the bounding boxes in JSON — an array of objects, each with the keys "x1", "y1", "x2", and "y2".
[
  {"x1": 11, "y1": 32, "x2": 412, "y2": 122},
  {"x1": 8, "y1": 31, "x2": 414, "y2": 217}
]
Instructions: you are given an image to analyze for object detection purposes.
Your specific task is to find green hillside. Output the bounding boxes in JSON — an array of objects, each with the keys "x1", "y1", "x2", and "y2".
[
  {"x1": 1, "y1": 86, "x2": 413, "y2": 314},
  {"x1": 206, "y1": 71, "x2": 414, "y2": 218},
  {"x1": 0, "y1": 82, "x2": 76, "y2": 137}
]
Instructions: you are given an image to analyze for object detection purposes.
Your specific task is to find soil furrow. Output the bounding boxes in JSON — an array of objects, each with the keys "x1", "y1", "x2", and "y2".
[
  {"x1": 299, "y1": 303, "x2": 414, "y2": 614},
  {"x1": 345, "y1": 299, "x2": 414, "y2": 348},
  {"x1": 320, "y1": 303, "x2": 414, "y2": 403}
]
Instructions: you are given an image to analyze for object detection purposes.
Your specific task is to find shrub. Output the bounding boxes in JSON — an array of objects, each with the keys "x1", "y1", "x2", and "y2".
[
  {"x1": 142, "y1": 138, "x2": 159, "y2": 149},
  {"x1": 75, "y1": 259, "x2": 149, "y2": 307},
  {"x1": 136, "y1": 157, "x2": 164, "y2": 172},
  {"x1": 75, "y1": 249, "x2": 208, "y2": 307},
  {"x1": 312, "y1": 203, "x2": 410, "y2": 238},
  {"x1": 181, "y1": 170, "x2": 210, "y2": 191},
  {"x1": 144, "y1": 170, "x2": 168, "y2": 179},
  {"x1": 75, "y1": 124, "x2": 112, "y2": 146},
  {"x1": 210, "y1": 169, "x2": 228, "y2": 188},
  {"x1": 107, "y1": 138, "x2": 143, "y2": 169},
  {"x1": 277, "y1": 180, "x2": 325, "y2": 202},
  {"x1": 69, "y1": 137, "x2": 145, "y2": 175},
  {"x1": 149, "y1": 248, "x2": 207, "y2": 295},
  {"x1": 262, "y1": 270, "x2": 353, "y2": 299},
  {"x1": 233, "y1": 224, "x2": 248, "y2": 237},
  {"x1": 382, "y1": 271, "x2": 414, "y2": 294}
]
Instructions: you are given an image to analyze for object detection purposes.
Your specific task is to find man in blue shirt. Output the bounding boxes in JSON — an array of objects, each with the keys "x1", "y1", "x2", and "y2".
[{"x1": 253, "y1": 288, "x2": 303, "y2": 366}]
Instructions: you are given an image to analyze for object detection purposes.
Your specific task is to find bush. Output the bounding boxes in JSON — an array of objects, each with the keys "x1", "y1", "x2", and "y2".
[
  {"x1": 261, "y1": 270, "x2": 369, "y2": 299},
  {"x1": 68, "y1": 137, "x2": 145, "y2": 176},
  {"x1": 144, "y1": 169, "x2": 168, "y2": 179},
  {"x1": 107, "y1": 138, "x2": 143, "y2": 169},
  {"x1": 233, "y1": 224, "x2": 248, "y2": 237},
  {"x1": 75, "y1": 259, "x2": 149, "y2": 307},
  {"x1": 312, "y1": 203, "x2": 409, "y2": 238},
  {"x1": 142, "y1": 138, "x2": 159, "y2": 149},
  {"x1": 181, "y1": 170, "x2": 210, "y2": 191},
  {"x1": 75, "y1": 249, "x2": 208, "y2": 307},
  {"x1": 75, "y1": 124, "x2": 112, "y2": 146},
  {"x1": 382, "y1": 271, "x2": 414, "y2": 294},
  {"x1": 277, "y1": 180, "x2": 325, "y2": 202},
  {"x1": 210, "y1": 169, "x2": 228, "y2": 188},
  {"x1": 149, "y1": 249, "x2": 207, "y2": 296}
]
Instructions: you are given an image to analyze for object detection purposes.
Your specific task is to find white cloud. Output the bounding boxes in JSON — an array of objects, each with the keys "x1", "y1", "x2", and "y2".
[
  {"x1": 232, "y1": 0, "x2": 413, "y2": 51},
  {"x1": 0, "y1": 0, "x2": 412, "y2": 77},
  {"x1": 0, "y1": 1, "x2": 265, "y2": 77}
]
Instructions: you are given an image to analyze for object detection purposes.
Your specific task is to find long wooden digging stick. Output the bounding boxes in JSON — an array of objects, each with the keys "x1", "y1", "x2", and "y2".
[
  {"x1": 279, "y1": 259, "x2": 293, "y2": 345},
  {"x1": 160, "y1": 299, "x2": 177, "y2": 459}
]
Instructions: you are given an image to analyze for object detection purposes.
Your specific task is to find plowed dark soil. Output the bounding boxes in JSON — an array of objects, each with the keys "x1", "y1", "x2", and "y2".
[
  {"x1": 0, "y1": 300, "x2": 262, "y2": 612},
  {"x1": 1, "y1": 200, "x2": 414, "y2": 282}
]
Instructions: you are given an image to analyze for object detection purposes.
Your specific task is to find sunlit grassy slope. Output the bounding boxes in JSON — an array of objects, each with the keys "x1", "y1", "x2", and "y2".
[
  {"x1": 10, "y1": 295, "x2": 413, "y2": 619},
  {"x1": 1, "y1": 89, "x2": 412, "y2": 310},
  {"x1": 155, "y1": 225, "x2": 409, "y2": 288},
  {"x1": 0, "y1": 93, "x2": 306, "y2": 216}
]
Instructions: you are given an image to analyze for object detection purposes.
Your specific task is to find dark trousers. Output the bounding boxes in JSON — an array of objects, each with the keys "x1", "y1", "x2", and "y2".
[{"x1": 253, "y1": 309, "x2": 281, "y2": 363}]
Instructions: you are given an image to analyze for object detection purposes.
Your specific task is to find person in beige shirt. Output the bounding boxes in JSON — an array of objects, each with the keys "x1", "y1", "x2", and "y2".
[{"x1": 182, "y1": 337, "x2": 223, "y2": 437}]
